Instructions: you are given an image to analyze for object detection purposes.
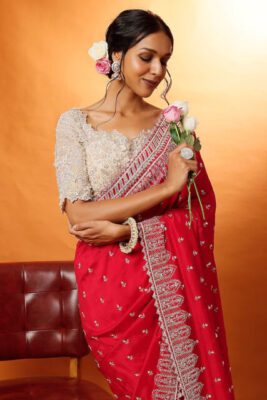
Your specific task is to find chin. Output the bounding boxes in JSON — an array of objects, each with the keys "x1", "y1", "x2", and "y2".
[{"x1": 137, "y1": 86, "x2": 155, "y2": 98}]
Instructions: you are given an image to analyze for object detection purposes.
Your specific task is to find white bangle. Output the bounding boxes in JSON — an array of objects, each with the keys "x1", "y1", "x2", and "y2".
[{"x1": 119, "y1": 217, "x2": 138, "y2": 253}]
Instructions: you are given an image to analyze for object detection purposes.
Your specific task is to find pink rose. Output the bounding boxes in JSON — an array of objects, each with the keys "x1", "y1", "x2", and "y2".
[
  {"x1": 163, "y1": 105, "x2": 182, "y2": 123},
  {"x1": 95, "y1": 57, "x2": 111, "y2": 74}
]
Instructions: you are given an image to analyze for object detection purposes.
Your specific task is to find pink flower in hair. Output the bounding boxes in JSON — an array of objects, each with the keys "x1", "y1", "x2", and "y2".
[{"x1": 95, "y1": 57, "x2": 111, "y2": 75}]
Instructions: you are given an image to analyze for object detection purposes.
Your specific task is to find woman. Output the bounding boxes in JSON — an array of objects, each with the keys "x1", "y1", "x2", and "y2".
[{"x1": 54, "y1": 9, "x2": 235, "y2": 400}]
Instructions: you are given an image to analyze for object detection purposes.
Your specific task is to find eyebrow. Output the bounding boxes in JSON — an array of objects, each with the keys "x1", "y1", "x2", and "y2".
[{"x1": 139, "y1": 47, "x2": 172, "y2": 56}]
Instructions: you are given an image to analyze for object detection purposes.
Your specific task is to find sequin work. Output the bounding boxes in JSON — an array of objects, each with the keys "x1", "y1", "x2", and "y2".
[
  {"x1": 54, "y1": 108, "x2": 156, "y2": 213},
  {"x1": 54, "y1": 106, "x2": 236, "y2": 400}
]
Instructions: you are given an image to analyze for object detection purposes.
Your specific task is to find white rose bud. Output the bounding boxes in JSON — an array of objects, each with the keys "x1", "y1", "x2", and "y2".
[
  {"x1": 183, "y1": 116, "x2": 198, "y2": 132},
  {"x1": 171, "y1": 100, "x2": 189, "y2": 116},
  {"x1": 88, "y1": 41, "x2": 108, "y2": 60}
]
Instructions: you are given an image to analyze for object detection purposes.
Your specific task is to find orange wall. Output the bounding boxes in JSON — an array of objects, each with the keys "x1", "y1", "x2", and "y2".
[{"x1": 0, "y1": 1, "x2": 266, "y2": 399}]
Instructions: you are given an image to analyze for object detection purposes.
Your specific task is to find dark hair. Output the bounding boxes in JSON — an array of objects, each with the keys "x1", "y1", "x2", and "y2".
[
  {"x1": 89, "y1": 9, "x2": 173, "y2": 129},
  {"x1": 106, "y1": 9, "x2": 174, "y2": 79}
]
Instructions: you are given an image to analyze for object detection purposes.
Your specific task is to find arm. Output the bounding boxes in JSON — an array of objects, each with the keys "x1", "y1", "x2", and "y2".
[
  {"x1": 54, "y1": 109, "x2": 174, "y2": 227},
  {"x1": 66, "y1": 182, "x2": 173, "y2": 225},
  {"x1": 68, "y1": 219, "x2": 132, "y2": 244}
]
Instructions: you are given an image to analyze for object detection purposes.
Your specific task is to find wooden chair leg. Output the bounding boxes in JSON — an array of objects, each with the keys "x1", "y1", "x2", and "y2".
[{"x1": 69, "y1": 357, "x2": 81, "y2": 378}]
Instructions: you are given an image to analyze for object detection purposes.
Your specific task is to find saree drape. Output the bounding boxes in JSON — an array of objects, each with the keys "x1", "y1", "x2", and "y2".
[{"x1": 73, "y1": 113, "x2": 235, "y2": 400}]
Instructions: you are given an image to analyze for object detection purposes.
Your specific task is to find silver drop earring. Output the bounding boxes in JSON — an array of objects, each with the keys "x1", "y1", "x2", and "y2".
[{"x1": 111, "y1": 60, "x2": 122, "y2": 80}]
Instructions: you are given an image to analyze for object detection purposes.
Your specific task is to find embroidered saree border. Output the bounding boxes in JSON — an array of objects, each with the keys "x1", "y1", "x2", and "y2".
[
  {"x1": 95, "y1": 113, "x2": 173, "y2": 201},
  {"x1": 93, "y1": 114, "x2": 205, "y2": 399},
  {"x1": 138, "y1": 217, "x2": 205, "y2": 400}
]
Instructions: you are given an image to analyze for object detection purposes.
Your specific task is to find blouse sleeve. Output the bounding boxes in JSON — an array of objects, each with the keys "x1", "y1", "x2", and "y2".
[{"x1": 53, "y1": 109, "x2": 94, "y2": 213}]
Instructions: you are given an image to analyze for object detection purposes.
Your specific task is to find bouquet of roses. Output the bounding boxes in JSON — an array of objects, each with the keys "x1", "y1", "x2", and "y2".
[{"x1": 163, "y1": 101, "x2": 206, "y2": 228}]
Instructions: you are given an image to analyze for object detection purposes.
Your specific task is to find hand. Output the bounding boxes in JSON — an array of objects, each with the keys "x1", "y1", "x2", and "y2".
[
  {"x1": 164, "y1": 142, "x2": 198, "y2": 195},
  {"x1": 67, "y1": 220, "x2": 130, "y2": 246}
]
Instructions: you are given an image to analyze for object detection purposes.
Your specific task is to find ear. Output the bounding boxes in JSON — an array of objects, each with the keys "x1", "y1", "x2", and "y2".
[{"x1": 112, "y1": 50, "x2": 122, "y2": 62}]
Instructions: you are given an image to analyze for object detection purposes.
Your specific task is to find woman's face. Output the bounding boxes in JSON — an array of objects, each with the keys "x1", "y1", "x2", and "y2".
[{"x1": 118, "y1": 31, "x2": 173, "y2": 98}]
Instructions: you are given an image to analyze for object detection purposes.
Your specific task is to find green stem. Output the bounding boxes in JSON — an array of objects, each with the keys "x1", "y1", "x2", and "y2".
[
  {"x1": 173, "y1": 123, "x2": 181, "y2": 141},
  {"x1": 192, "y1": 178, "x2": 206, "y2": 220},
  {"x1": 187, "y1": 179, "x2": 193, "y2": 229}
]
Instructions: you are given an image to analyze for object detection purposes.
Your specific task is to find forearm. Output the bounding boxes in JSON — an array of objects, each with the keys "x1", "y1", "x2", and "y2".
[{"x1": 66, "y1": 182, "x2": 174, "y2": 225}]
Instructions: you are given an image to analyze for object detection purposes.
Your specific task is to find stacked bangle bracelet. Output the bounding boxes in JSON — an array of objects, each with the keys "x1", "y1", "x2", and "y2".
[{"x1": 119, "y1": 217, "x2": 139, "y2": 253}]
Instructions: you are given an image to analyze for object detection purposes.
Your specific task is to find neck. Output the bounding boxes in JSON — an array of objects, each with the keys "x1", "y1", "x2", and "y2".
[{"x1": 99, "y1": 79, "x2": 147, "y2": 116}]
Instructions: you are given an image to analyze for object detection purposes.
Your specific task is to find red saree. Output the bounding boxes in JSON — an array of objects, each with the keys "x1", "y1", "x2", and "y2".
[{"x1": 73, "y1": 112, "x2": 235, "y2": 400}]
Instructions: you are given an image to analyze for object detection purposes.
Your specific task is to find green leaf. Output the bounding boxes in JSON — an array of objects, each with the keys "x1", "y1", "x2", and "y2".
[
  {"x1": 180, "y1": 130, "x2": 187, "y2": 141},
  {"x1": 176, "y1": 124, "x2": 182, "y2": 135},
  {"x1": 169, "y1": 127, "x2": 179, "y2": 145},
  {"x1": 170, "y1": 125, "x2": 177, "y2": 137},
  {"x1": 185, "y1": 134, "x2": 195, "y2": 146}
]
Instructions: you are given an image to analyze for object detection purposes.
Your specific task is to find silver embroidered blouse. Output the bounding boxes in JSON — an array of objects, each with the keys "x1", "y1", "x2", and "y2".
[{"x1": 53, "y1": 108, "x2": 155, "y2": 213}]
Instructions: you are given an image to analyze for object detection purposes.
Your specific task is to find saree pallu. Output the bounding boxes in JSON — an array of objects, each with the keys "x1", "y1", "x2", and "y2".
[{"x1": 74, "y1": 114, "x2": 235, "y2": 400}]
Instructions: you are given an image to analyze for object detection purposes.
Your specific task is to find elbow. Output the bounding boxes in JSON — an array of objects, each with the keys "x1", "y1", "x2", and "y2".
[{"x1": 64, "y1": 198, "x2": 94, "y2": 225}]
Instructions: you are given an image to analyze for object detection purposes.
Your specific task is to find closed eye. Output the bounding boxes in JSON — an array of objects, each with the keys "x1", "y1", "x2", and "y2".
[{"x1": 139, "y1": 56, "x2": 168, "y2": 66}]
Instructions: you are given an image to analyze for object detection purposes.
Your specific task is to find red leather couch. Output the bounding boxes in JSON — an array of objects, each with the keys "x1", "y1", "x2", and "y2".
[{"x1": 0, "y1": 261, "x2": 114, "y2": 399}]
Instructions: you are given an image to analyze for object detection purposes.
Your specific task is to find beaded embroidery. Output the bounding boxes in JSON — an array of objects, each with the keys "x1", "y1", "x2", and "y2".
[{"x1": 54, "y1": 108, "x2": 157, "y2": 213}]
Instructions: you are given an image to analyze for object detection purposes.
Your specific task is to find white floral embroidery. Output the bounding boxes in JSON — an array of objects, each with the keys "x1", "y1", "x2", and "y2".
[
  {"x1": 54, "y1": 109, "x2": 94, "y2": 213},
  {"x1": 138, "y1": 313, "x2": 145, "y2": 318},
  {"x1": 54, "y1": 108, "x2": 157, "y2": 213}
]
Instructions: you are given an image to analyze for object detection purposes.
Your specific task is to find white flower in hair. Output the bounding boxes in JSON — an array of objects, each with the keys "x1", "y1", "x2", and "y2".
[{"x1": 88, "y1": 40, "x2": 108, "y2": 60}]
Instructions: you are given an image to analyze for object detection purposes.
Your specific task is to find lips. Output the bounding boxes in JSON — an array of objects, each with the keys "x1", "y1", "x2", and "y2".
[{"x1": 142, "y1": 78, "x2": 159, "y2": 88}]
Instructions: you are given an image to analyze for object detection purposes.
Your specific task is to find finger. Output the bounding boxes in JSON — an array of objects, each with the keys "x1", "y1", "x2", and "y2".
[
  {"x1": 70, "y1": 231, "x2": 84, "y2": 240},
  {"x1": 67, "y1": 220, "x2": 73, "y2": 233},
  {"x1": 69, "y1": 226, "x2": 82, "y2": 235},
  {"x1": 73, "y1": 222, "x2": 94, "y2": 231},
  {"x1": 74, "y1": 235, "x2": 83, "y2": 240}
]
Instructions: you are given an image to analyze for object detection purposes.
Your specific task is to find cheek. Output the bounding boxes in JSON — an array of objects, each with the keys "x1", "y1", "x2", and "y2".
[{"x1": 124, "y1": 57, "x2": 148, "y2": 78}]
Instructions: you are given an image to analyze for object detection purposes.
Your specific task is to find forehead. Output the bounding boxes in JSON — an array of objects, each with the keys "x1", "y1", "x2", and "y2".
[{"x1": 134, "y1": 31, "x2": 173, "y2": 55}]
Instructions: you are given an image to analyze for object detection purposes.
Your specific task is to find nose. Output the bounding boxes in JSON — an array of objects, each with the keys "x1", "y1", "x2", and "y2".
[{"x1": 150, "y1": 59, "x2": 164, "y2": 77}]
